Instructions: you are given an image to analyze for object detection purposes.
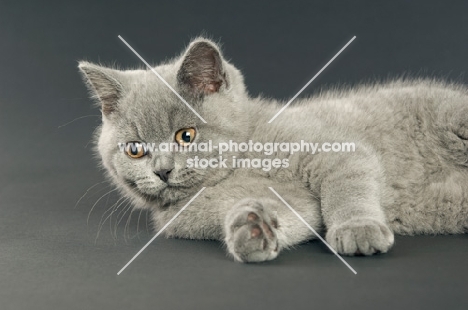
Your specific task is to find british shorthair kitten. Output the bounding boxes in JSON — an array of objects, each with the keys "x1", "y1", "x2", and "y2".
[{"x1": 79, "y1": 37, "x2": 468, "y2": 262}]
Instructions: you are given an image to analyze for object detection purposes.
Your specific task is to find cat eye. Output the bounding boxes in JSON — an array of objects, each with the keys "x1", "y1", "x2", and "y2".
[
  {"x1": 125, "y1": 142, "x2": 148, "y2": 159},
  {"x1": 175, "y1": 128, "x2": 196, "y2": 146}
]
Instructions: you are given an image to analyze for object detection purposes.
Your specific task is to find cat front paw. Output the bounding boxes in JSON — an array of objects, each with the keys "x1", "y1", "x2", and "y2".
[
  {"x1": 224, "y1": 198, "x2": 280, "y2": 263},
  {"x1": 325, "y1": 218, "x2": 394, "y2": 256}
]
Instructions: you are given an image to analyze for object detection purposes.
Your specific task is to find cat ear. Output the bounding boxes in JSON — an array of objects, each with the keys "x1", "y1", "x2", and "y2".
[
  {"x1": 177, "y1": 39, "x2": 227, "y2": 97},
  {"x1": 78, "y1": 62, "x2": 124, "y2": 116}
]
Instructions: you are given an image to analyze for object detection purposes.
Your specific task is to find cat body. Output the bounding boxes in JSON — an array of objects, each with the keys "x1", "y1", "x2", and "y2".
[{"x1": 79, "y1": 38, "x2": 468, "y2": 262}]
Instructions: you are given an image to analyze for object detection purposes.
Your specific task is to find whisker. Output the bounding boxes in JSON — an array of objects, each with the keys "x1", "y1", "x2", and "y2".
[
  {"x1": 85, "y1": 126, "x2": 101, "y2": 149},
  {"x1": 58, "y1": 114, "x2": 101, "y2": 129},
  {"x1": 95, "y1": 196, "x2": 128, "y2": 243},
  {"x1": 111, "y1": 201, "x2": 132, "y2": 240},
  {"x1": 75, "y1": 181, "x2": 109, "y2": 209},
  {"x1": 135, "y1": 208, "x2": 144, "y2": 239},
  {"x1": 124, "y1": 207, "x2": 137, "y2": 241},
  {"x1": 145, "y1": 204, "x2": 150, "y2": 233},
  {"x1": 87, "y1": 188, "x2": 119, "y2": 225},
  {"x1": 98, "y1": 196, "x2": 126, "y2": 230},
  {"x1": 115, "y1": 203, "x2": 133, "y2": 236},
  {"x1": 109, "y1": 199, "x2": 132, "y2": 241}
]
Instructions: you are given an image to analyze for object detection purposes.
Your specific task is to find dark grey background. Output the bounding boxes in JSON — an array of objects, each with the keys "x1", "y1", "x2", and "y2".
[{"x1": 1, "y1": 1, "x2": 467, "y2": 309}]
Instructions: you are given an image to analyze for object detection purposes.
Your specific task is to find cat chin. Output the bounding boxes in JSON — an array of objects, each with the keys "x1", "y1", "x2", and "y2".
[
  {"x1": 122, "y1": 181, "x2": 161, "y2": 201},
  {"x1": 119, "y1": 180, "x2": 195, "y2": 208}
]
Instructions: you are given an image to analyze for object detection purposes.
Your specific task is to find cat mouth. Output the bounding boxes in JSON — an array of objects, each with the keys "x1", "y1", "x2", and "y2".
[
  {"x1": 123, "y1": 178, "x2": 161, "y2": 201},
  {"x1": 122, "y1": 177, "x2": 194, "y2": 204}
]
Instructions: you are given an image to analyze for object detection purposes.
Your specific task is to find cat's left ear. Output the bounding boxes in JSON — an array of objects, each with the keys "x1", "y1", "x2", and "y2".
[{"x1": 177, "y1": 39, "x2": 228, "y2": 97}]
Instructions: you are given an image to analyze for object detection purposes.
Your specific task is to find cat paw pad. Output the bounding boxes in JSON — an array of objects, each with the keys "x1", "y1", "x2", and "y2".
[{"x1": 225, "y1": 199, "x2": 279, "y2": 263}]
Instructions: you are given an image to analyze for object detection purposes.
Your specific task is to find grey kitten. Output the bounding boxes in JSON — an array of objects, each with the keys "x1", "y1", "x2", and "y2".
[{"x1": 78, "y1": 37, "x2": 468, "y2": 263}]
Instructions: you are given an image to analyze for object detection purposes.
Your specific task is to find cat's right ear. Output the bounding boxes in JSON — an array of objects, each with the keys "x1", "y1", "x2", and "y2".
[{"x1": 78, "y1": 62, "x2": 123, "y2": 116}]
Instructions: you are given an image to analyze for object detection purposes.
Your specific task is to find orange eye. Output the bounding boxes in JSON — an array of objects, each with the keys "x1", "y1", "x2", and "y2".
[
  {"x1": 125, "y1": 142, "x2": 147, "y2": 158},
  {"x1": 175, "y1": 128, "x2": 196, "y2": 146}
]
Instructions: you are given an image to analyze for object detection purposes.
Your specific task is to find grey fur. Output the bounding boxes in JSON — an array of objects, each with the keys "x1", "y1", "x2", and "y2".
[{"x1": 78, "y1": 37, "x2": 468, "y2": 263}]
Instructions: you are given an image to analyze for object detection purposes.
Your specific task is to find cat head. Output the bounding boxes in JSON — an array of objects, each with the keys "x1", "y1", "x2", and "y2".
[{"x1": 79, "y1": 38, "x2": 250, "y2": 207}]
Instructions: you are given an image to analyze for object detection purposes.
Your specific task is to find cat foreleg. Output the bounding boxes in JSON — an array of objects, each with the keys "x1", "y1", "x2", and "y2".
[{"x1": 319, "y1": 152, "x2": 394, "y2": 256}]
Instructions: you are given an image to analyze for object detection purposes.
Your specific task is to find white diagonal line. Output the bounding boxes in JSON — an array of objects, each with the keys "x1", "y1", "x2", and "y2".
[
  {"x1": 118, "y1": 35, "x2": 207, "y2": 124},
  {"x1": 268, "y1": 36, "x2": 356, "y2": 123},
  {"x1": 268, "y1": 187, "x2": 357, "y2": 275},
  {"x1": 117, "y1": 187, "x2": 206, "y2": 275}
]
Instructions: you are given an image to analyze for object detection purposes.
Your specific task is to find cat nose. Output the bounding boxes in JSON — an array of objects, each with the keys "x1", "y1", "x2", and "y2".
[{"x1": 154, "y1": 169, "x2": 172, "y2": 183}]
